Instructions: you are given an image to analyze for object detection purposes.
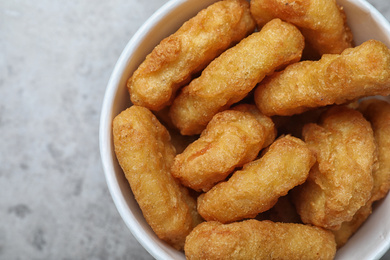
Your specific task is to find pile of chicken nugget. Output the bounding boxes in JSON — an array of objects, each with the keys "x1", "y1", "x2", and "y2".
[{"x1": 112, "y1": 0, "x2": 390, "y2": 259}]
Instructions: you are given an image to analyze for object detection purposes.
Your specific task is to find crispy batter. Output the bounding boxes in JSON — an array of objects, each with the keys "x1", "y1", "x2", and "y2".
[
  {"x1": 293, "y1": 106, "x2": 375, "y2": 230},
  {"x1": 128, "y1": 0, "x2": 255, "y2": 111},
  {"x1": 233, "y1": 104, "x2": 277, "y2": 147},
  {"x1": 184, "y1": 220, "x2": 336, "y2": 260},
  {"x1": 197, "y1": 135, "x2": 315, "y2": 223},
  {"x1": 254, "y1": 40, "x2": 390, "y2": 116},
  {"x1": 171, "y1": 105, "x2": 275, "y2": 192},
  {"x1": 250, "y1": 0, "x2": 353, "y2": 56},
  {"x1": 359, "y1": 99, "x2": 390, "y2": 202},
  {"x1": 112, "y1": 106, "x2": 202, "y2": 250},
  {"x1": 332, "y1": 99, "x2": 390, "y2": 247},
  {"x1": 332, "y1": 203, "x2": 372, "y2": 248},
  {"x1": 170, "y1": 18, "x2": 304, "y2": 135}
]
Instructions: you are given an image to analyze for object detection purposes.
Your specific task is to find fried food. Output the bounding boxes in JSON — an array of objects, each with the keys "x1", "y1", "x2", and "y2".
[
  {"x1": 254, "y1": 40, "x2": 390, "y2": 116},
  {"x1": 127, "y1": 0, "x2": 255, "y2": 111},
  {"x1": 332, "y1": 203, "x2": 372, "y2": 248},
  {"x1": 333, "y1": 99, "x2": 390, "y2": 248},
  {"x1": 169, "y1": 18, "x2": 304, "y2": 135},
  {"x1": 359, "y1": 99, "x2": 390, "y2": 202},
  {"x1": 113, "y1": 0, "x2": 390, "y2": 253},
  {"x1": 250, "y1": 0, "x2": 353, "y2": 57},
  {"x1": 233, "y1": 104, "x2": 277, "y2": 147},
  {"x1": 112, "y1": 106, "x2": 202, "y2": 250},
  {"x1": 184, "y1": 220, "x2": 336, "y2": 260},
  {"x1": 197, "y1": 135, "x2": 315, "y2": 223},
  {"x1": 293, "y1": 106, "x2": 376, "y2": 230},
  {"x1": 171, "y1": 105, "x2": 275, "y2": 192}
]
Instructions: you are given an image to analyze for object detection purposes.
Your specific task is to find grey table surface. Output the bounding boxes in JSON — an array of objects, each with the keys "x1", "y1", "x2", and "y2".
[{"x1": 1, "y1": 0, "x2": 390, "y2": 259}]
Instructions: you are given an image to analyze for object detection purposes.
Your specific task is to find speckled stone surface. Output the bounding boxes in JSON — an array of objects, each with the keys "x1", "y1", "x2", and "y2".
[{"x1": 0, "y1": 0, "x2": 389, "y2": 259}]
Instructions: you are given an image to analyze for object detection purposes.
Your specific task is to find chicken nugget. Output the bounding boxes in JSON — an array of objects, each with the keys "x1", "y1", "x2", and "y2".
[
  {"x1": 254, "y1": 40, "x2": 390, "y2": 116},
  {"x1": 332, "y1": 203, "x2": 372, "y2": 248},
  {"x1": 170, "y1": 18, "x2": 304, "y2": 135},
  {"x1": 334, "y1": 99, "x2": 390, "y2": 247},
  {"x1": 292, "y1": 106, "x2": 375, "y2": 230},
  {"x1": 359, "y1": 99, "x2": 390, "y2": 202},
  {"x1": 171, "y1": 105, "x2": 275, "y2": 192},
  {"x1": 184, "y1": 220, "x2": 336, "y2": 260},
  {"x1": 250, "y1": 0, "x2": 353, "y2": 57},
  {"x1": 128, "y1": 0, "x2": 255, "y2": 111},
  {"x1": 197, "y1": 135, "x2": 315, "y2": 223},
  {"x1": 232, "y1": 104, "x2": 277, "y2": 147},
  {"x1": 112, "y1": 106, "x2": 202, "y2": 250}
]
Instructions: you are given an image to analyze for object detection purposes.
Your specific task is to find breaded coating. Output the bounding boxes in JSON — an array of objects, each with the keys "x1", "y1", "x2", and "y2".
[
  {"x1": 333, "y1": 99, "x2": 390, "y2": 247},
  {"x1": 232, "y1": 104, "x2": 277, "y2": 147},
  {"x1": 332, "y1": 203, "x2": 372, "y2": 248},
  {"x1": 184, "y1": 220, "x2": 336, "y2": 260},
  {"x1": 250, "y1": 0, "x2": 353, "y2": 56},
  {"x1": 112, "y1": 106, "x2": 202, "y2": 250},
  {"x1": 171, "y1": 105, "x2": 275, "y2": 192},
  {"x1": 254, "y1": 40, "x2": 390, "y2": 116},
  {"x1": 170, "y1": 18, "x2": 304, "y2": 135},
  {"x1": 359, "y1": 99, "x2": 390, "y2": 202},
  {"x1": 128, "y1": 0, "x2": 255, "y2": 111},
  {"x1": 197, "y1": 135, "x2": 315, "y2": 223},
  {"x1": 293, "y1": 106, "x2": 375, "y2": 230}
]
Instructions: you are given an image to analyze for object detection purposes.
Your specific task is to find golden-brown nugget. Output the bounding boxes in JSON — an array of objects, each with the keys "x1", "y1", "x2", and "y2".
[
  {"x1": 334, "y1": 99, "x2": 390, "y2": 247},
  {"x1": 112, "y1": 106, "x2": 202, "y2": 250},
  {"x1": 184, "y1": 220, "x2": 336, "y2": 260},
  {"x1": 171, "y1": 105, "x2": 275, "y2": 192},
  {"x1": 233, "y1": 104, "x2": 277, "y2": 147},
  {"x1": 293, "y1": 106, "x2": 375, "y2": 230},
  {"x1": 197, "y1": 135, "x2": 315, "y2": 223},
  {"x1": 359, "y1": 99, "x2": 390, "y2": 202},
  {"x1": 250, "y1": 0, "x2": 353, "y2": 56},
  {"x1": 170, "y1": 18, "x2": 304, "y2": 135},
  {"x1": 128, "y1": 0, "x2": 255, "y2": 111},
  {"x1": 332, "y1": 203, "x2": 372, "y2": 248},
  {"x1": 254, "y1": 40, "x2": 390, "y2": 116}
]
